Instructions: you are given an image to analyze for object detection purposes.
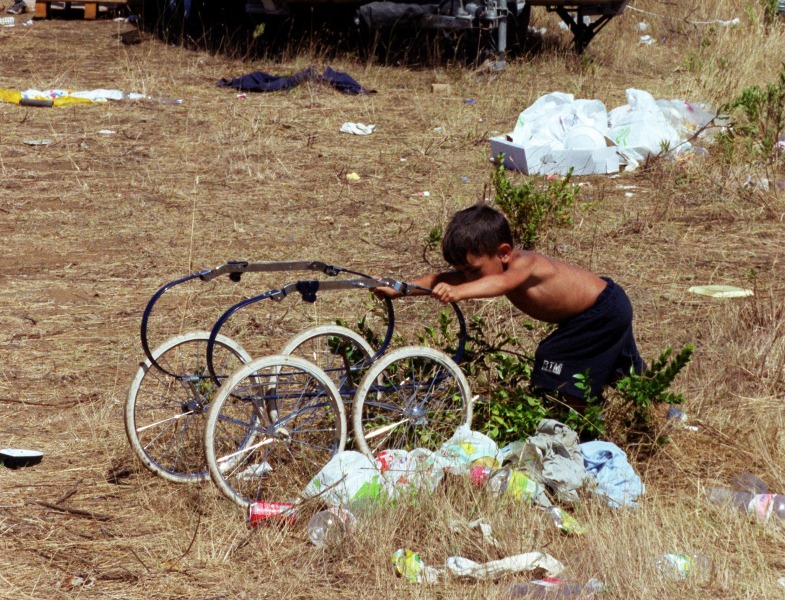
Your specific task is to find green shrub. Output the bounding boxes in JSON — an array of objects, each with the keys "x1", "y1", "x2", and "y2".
[
  {"x1": 717, "y1": 68, "x2": 785, "y2": 165},
  {"x1": 490, "y1": 158, "x2": 579, "y2": 249}
]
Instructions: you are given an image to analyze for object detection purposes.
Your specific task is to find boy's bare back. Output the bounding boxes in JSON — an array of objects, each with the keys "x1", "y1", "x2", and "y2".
[
  {"x1": 497, "y1": 250, "x2": 607, "y2": 323},
  {"x1": 427, "y1": 249, "x2": 607, "y2": 325}
]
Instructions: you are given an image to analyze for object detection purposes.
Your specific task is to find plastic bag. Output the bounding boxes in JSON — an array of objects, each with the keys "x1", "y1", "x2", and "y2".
[
  {"x1": 434, "y1": 425, "x2": 501, "y2": 475},
  {"x1": 511, "y1": 92, "x2": 609, "y2": 150},
  {"x1": 608, "y1": 89, "x2": 685, "y2": 168},
  {"x1": 302, "y1": 451, "x2": 387, "y2": 507},
  {"x1": 376, "y1": 448, "x2": 449, "y2": 494}
]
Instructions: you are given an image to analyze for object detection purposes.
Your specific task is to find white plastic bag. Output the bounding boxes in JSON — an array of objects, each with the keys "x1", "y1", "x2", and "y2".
[
  {"x1": 302, "y1": 451, "x2": 388, "y2": 506},
  {"x1": 608, "y1": 89, "x2": 684, "y2": 168},
  {"x1": 376, "y1": 448, "x2": 449, "y2": 494},
  {"x1": 435, "y1": 425, "x2": 501, "y2": 475},
  {"x1": 511, "y1": 92, "x2": 609, "y2": 150}
]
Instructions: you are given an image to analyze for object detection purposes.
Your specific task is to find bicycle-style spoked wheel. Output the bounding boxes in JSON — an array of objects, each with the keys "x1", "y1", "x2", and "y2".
[
  {"x1": 352, "y1": 346, "x2": 473, "y2": 459},
  {"x1": 280, "y1": 325, "x2": 376, "y2": 393},
  {"x1": 125, "y1": 331, "x2": 252, "y2": 483},
  {"x1": 204, "y1": 355, "x2": 346, "y2": 507}
]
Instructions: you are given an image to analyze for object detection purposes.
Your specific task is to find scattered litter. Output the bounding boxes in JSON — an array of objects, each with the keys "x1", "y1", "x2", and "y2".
[
  {"x1": 580, "y1": 440, "x2": 644, "y2": 508},
  {"x1": 637, "y1": 22, "x2": 649, "y2": 31},
  {"x1": 346, "y1": 172, "x2": 361, "y2": 182},
  {"x1": 512, "y1": 419, "x2": 589, "y2": 506},
  {"x1": 54, "y1": 574, "x2": 94, "y2": 591},
  {"x1": 1, "y1": 16, "x2": 14, "y2": 26},
  {"x1": 655, "y1": 553, "x2": 712, "y2": 581},
  {"x1": 687, "y1": 285, "x2": 753, "y2": 298},
  {"x1": 218, "y1": 66, "x2": 375, "y2": 95},
  {"x1": 431, "y1": 83, "x2": 451, "y2": 94},
  {"x1": 392, "y1": 549, "x2": 442, "y2": 583},
  {"x1": 464, "y1": 98, "x2": 477, "y2": 104},
  {"x1": 307, "y1": 506, "x2": 355, "y2": 546},
  {"x1": 433, "y1": 127, "x2": 444, "y2": 133},
  {"x1": 0, "y1": 448, "x2": 43, "y2": 469},
  {"x1": 639, "y1": 34, "x2": 656, "y2": 45},
  {"x1": 617, "y1": 185, "x2": 637, "y2": 190},
  {"x1": 238, "y1": 461, "x2": 272, "y2": 480},
  {"x1": 247, "y1": 501, "x2": 298, "y2": 526},
  {"x1": 393, "y1": 548, "x2": 563, "y2": 584},
  {"x1": 510, "y1": 577, "x2": 604, "y2": 598},
  {"x1": 340, "y1": 122, "x2": 376, "y2": 135},
  {"x1": 236, "y1": 93, "x2": 247, "y2": 100},
  {"x1": 706, "y1": 487, "x2": 785, "y2": 524},
  {"x1": 412, "y1": 191, "x2": 430, "y2": 197},
  {"x1": 23, "y1": 139, "x2": 53, "y2": 146},
  {"x1": 666, "y1": 406, "x2": 699, "y2": 432},
  {"x1": 435, "y1": 425, "x2": 501, "y2": 473},
  {"x1": 97, "y1": 130, "x2": 116, "y2": 135},
  {"x1": 302, "y1": 450, "x2": 384, "y2": 507},
  {"x1": 448, "y1": 518, "x2": 503, "y2": 548},
  {"x1": 446, "y1": 552, "x2": 563, "y2": 580},
  {"x1": 719, "y1": 18, "x2": 740, "y2": 27},
  {"x1": 492, "y1": 89, "x2": 721, "y2": 175},
  {"x1": 546, "y1": 506, "x2": 586, "y2": 535},
  {"x1": 0, "y1": 88, "x2": 181, "y2": 107},
  {"x1": 778, "y1": 577, "x2": 785, "y2": 589},
  {"x1": 625, "y1": 192, "x2": 634, "y2": 198},
  {"x1": 460, "y1": 176, "x2": 470, "y2": 183}
]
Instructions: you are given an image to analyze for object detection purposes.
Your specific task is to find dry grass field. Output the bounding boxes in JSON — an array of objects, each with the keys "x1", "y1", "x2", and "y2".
[{"x1": 1, "y1": 0, "x2": 784, "y2": 597}]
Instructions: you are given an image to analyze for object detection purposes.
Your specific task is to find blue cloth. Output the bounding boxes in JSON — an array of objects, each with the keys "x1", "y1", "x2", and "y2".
[
  {"x1": 580, "y1": 440, "x2": 644, "y2": 508},
  {"x1": 217, "y1": 67, "x2": 375, "y2": 95}
]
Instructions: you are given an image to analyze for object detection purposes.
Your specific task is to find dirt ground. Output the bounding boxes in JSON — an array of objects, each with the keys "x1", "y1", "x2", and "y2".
[{"x1": 1, "y1": 6, "x2": 784, "y2": 599}]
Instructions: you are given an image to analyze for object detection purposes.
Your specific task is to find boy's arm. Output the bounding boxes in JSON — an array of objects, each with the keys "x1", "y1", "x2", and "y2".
[
  {"x1": 431, "y1": 266, "x2": 531, "y2": 303},
  {"x1": 374, "y1": 271, "x2": 467, "y2": 299}
]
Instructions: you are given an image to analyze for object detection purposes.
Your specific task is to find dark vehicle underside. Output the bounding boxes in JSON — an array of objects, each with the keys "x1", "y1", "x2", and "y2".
[{"x1": 151, "y1": 0, "x2": 628, "y2": 57}]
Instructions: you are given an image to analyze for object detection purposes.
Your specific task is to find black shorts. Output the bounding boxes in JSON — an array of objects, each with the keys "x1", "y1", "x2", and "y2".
[{"x1": 531, "y1": 278, "x2": 644, "y2": 399}]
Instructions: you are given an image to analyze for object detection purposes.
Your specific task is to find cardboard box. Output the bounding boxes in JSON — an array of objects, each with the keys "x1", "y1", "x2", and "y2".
[{"x1": 489, "y1": 133, "x2": 620, "y2": 176}]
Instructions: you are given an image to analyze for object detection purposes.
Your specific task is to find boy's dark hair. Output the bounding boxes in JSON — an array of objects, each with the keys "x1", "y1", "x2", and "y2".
[{"x1": 442, "y1": 204, "x2": 513, "y2": 266}]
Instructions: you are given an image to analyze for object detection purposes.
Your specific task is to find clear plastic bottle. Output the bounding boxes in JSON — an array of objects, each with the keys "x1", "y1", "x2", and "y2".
[
  {"x1": 509, "y1": 577, "x2": 604, "y2": 598},
  {"x1": 307, "y1": 507, "x2": 356, "y2": 546},
  {"x1": 731, "y1": 472, "x2": 768, "y2": 494},
  {"x1": 487, "y1": 468, "x2": 543, "y2": 503},
  {"x1": 655, "y1": 553, "x2": 712, "y2": 581},
  {"x1": 546, "y1": 506, "x2": 586, "y2": 535},
  {"x1": 707, "y1": 487, "x2": 785, "y2": 523}
]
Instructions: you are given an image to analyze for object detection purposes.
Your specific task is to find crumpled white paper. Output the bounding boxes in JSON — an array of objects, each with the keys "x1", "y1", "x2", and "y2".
[
  {"x1": 446, "y1": 552, "x2": 564, "y2": 580},
  {"x1": 340, "y1": 122, "x2": 376, "y2": 135}
]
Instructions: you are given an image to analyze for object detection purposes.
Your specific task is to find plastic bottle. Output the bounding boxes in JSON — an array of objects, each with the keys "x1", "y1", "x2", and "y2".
[
  {"x1": 655, "y1": 553, "x2": 712, "y2": 581},
  {"x1": 487, "y1": 468, "x2": 543, "y2": 503},
  {"x1": 731, "y1": 472, "x2": 768, "y2": 494},
  {"x1": 307, "y1": 507, "x2": 356, "y2": 546},
  {"x1": 546, "y1": 506, "x2": 586, "y2": 535},
  {"x1": 509, "y1": 577, "x2": 604, "y2": 598},
  {"x1": 247, "y1": 501, "x2": 298, "y2": 527},
  {"x1": 707, "y1": 487, "x2": 785, "y2": 523}
]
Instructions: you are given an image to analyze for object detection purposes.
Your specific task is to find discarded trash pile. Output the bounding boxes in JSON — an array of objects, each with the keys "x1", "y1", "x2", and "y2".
[
  {"x1": 243, "y1": 417, "x2": 785, "y2": 593},
  {"x1": 296, "y1": 421, "x2": 644, "y2": 513},
  {"x1": 491, "y1": 89, "x2": 725, "y2": 175},
  {"x1": 248, "y1": 420, "x2": 647, "y2": 593}
]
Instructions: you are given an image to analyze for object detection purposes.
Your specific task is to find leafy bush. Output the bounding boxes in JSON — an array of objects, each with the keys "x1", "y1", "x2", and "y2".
[
  {"x1": 717, "y1": 68, "x2": 785, "y2": 165},
  {"x1": 490, "y1": 158, "x2": 579, "y2": 249},
  {"x1": 604, "y1": 344, "x2": 694, "y2": 453}
]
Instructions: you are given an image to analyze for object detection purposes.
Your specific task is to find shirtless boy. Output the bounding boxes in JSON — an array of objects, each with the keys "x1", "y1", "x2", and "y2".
[{"x1": 377, "y1": 204, "x2": 645, "y2": 404}]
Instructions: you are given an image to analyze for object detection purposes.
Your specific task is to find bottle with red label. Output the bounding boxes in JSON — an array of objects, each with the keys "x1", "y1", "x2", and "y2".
[{"x1": 247, "y1": 501, "x2": 299, "y2": 527}]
